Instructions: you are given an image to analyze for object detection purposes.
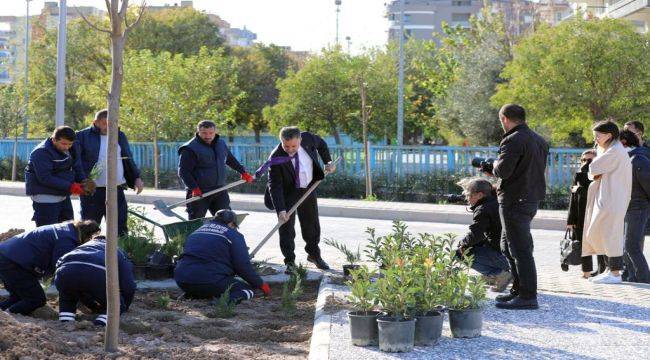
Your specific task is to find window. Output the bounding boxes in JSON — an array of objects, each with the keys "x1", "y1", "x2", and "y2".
[{"x1": 452, "y1": 0, "x2": 472, "y2": 6}]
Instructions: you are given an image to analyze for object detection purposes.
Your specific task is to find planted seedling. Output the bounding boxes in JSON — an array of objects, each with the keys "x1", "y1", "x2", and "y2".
[
  {"x1": 324, "y1": 238, "x2": 361, "y2": 276},
  {"x1": 154, "y1": 294, "x2": 171, "y2": 309},
  {"x1": 212, "y1": 285, "x2": 236, "y2": 318},
  {"x1": 281, "y1": 266, "x2": 305, "y2": 315},
  {"x1": 40, "y1": 277, "x2": 53, "y2": 292}
]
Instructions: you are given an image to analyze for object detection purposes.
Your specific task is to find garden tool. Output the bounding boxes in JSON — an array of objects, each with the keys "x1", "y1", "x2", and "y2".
[
  {"x1": 250, "y1": 157, "x2": 341, "y2": 258},
  {"x1": 153, "y1": 179, "x2": 249, "y2": 218}
]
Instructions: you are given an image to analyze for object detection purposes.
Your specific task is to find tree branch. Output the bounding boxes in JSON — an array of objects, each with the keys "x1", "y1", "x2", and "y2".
[
  {"x1": 75, "y1": 7, "x2": 112, "y2": 34},
  {"x1": 104, "y1": 0, "x2": 113, "y2": 23},
  {"x1": 126, "y1": 1, "x2": 147, "y2": 33}
]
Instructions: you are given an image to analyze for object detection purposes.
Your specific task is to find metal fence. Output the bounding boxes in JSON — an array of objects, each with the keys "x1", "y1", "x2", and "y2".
[{"x1": 0, "y1": 139, "x2": 584, "y2": 188}]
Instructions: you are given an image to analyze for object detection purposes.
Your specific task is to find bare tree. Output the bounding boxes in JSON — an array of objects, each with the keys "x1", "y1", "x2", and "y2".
[{"x1": 78, "y1": 0, "x2": 146, "y2": 352}]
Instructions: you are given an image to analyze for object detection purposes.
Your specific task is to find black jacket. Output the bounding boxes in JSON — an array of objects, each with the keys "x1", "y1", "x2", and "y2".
[
  {"x1": 628, "y1": 147, "x2": 650, "y2": 211},
  {"x1": 460, "y1": 195, "x2": 502, "y2": 252},
  {"x1": 567, "y1": 163, "x2": 592, "y2": 237},
  {"x1": 493, "y1": 123, "x2": 549, "y2": 204},
  {"x1": 263, "y1": 132, "x2": 332, "y2": 212}
]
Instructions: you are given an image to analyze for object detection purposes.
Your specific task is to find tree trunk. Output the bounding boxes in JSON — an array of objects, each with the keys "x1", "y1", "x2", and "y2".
[
  {"x1": 360, "y1": 80, "x2": 372, "y2": 198},
  {"x1": 104, "y1": 30, "x2": 126, "y2": 354},
  {"x1": 254, "y1": 128, "x2": 261, "y2": 143},
  {"x1": 327, "y1": 115, "x2": 341, "y2": 145},
  {"x1": 153, "y1": 130, "x2": 159, "y2": 189}
]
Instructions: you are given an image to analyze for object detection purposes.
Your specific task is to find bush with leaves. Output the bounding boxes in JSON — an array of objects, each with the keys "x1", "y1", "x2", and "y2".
[{"x1": 345, "y1": 266, "x2": 377, "y2": 314}]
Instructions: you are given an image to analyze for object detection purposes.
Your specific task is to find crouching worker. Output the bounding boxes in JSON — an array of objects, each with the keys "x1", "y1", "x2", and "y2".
[
  {"x1": 456, "y1": 178, "x2": 512, "y2": 292},
  {"x1": 0, "y1": 220, "x2": 100, "y2": 315},
  {"x1": 174, "y1": 209, "x2": 271, "y2": 303},
  {"x1": 54, "y1": 235, "x2": 136, "y2": 326}
]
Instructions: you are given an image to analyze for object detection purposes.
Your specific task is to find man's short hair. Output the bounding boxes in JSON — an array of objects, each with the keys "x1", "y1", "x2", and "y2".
[
  {"x1": 52, "y1": 126, "x2": 76, "y2": 142},
  {"x1": 94, "y1": 109, "x2": 108, "y2": 121},
  {"x1": 197, "y1": 120, "x2": 216, "y2": 131},
  {"x1": 620, "y1": 129, "x2": 640, "y2": 147},
  {"x1": 457, "y1": 177, "x2": 494, "y2": 197},
  {"x1": 499, "y1": 104, "x2": 526, "y2": 123},
  {"x1": 280, "y1": 126, "x2": 301, "y2": 141},
  {"x1": 624, "y1": 120, "x2": 644, "y2": 134}
]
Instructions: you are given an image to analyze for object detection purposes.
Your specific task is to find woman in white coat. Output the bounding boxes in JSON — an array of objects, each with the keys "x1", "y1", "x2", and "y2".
[{"x1": 583, "y1": 121, "x2": 632, "y2": 284}]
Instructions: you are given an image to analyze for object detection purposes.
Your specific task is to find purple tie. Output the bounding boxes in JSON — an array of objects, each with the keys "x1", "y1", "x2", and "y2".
[
  {"x1": 294, "y1": 150, "x2": 300, "y2": 188},
  {"x1": 254, "y1": 153, "x2": 301, "y2": 189}
]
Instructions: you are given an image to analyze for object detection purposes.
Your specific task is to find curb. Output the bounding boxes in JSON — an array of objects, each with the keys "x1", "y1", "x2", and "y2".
[{"x1": 309, "y1": 275, "x2": 334, "y2": 360}]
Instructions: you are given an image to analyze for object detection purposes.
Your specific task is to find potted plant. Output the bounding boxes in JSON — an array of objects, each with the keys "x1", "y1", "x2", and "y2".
[
  {"x1": 324, "y1": 238, "x2": 361, "y2": 276},
  {"x1": 412, "y1": 243, "x2": 445, "y2": 346},
  {"x1": 346, "y1": 265, "x2": 381, "y2": 346},
  {"x1": 119, "y1": 234, "x2": 159, "y2": 280},
  {"x1": 375, "y1": 257, "x2": 417, "y2": 353},
  {"x1": 446, "y1": 254, "x2": 487, "y2": 338}
]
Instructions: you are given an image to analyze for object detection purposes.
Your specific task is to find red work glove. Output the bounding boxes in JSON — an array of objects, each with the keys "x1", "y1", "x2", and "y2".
[
  {"x1": 69, "y1": 183, "x2": 84, "y2": 195},
  {"x1": 241, "y1": 172, "x2": 254, "y2": 184},
  {"x1": 260, "y1": 283, "x2": 271, "y2": 297},
  {"x1": 191, "y1": 187, "x2": 202, "y2": 197}
]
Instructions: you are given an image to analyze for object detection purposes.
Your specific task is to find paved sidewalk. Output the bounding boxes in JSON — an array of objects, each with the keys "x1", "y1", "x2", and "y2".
[{"x1": 0, "y1": 181, "x2": 568, "y2": 230}]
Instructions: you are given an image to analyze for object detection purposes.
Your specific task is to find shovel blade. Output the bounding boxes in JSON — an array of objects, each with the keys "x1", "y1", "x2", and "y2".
[{"x1": 153, "y1": 199, "x2": 178, "y2": 217}]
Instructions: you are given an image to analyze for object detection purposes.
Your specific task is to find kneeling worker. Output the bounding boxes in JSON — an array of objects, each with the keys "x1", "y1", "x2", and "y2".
[
  {"x1": 0, "y1": 220, "x2": 100, "y2": 315},
  {"x1": 456, "y1": 178, "x2": 512, "y2": 292},
  {"x1": 174, "y1": 209, "x2": 271, "y2": 303},
  {"x1": 54, "y1": 235, "x2": 136, "y2": 326}
]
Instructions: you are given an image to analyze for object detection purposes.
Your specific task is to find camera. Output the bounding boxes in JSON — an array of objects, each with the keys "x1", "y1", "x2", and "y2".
[
  {"x1": 445, "y1": 194, "x2": 466, "y2": 204},
  {"x1": 471, "y1": 157, "x2": 495, "y2": 174}
]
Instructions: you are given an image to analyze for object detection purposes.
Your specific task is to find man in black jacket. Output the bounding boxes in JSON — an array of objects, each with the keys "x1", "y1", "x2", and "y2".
[
  {"x1": 260, "y1": 127, "x2": 335, "y2": 274},
  {"x1": 483, "y1": 104, "x2": 549, "y2": 310},
  {"x1": 456, "y1": 178, "x2": 512, "y2": 292}
]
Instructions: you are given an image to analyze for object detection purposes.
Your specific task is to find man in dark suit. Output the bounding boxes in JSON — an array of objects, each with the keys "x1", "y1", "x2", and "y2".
[{"x1": 261, "y1": 126, "x2": 335, "y2": 274}]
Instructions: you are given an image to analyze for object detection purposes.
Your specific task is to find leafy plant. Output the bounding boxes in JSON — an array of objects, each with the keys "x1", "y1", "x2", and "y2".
[
  {"x1": 118, "y1": 234, "x2": 159, "y2": 265},
  {"x1": 281, "y1": 265, "x2": 306, "y2": 314},
  {"x1": 154, "y1": 294, "x2": 171, "y2": 309},
  {"x1": 324, "y1": 238, "x2": 361, "y2": 266},
  {"x1": 363, "y1": 227, "x2": 384, "y2": 267},
  {"x1": 446, "y1": 253, "x2": 487, "y2": 310},
  {"x1": 212, "y1": 285, "x2": 236, "y2": 318},
  {"x1": 374, "y1": 258, "x2": 417, "y2": 320},
  {"x1": 345, "y1": 265, "x2": 376, "y2": 313},
  {"x1": 89, "y1": 163, "x2": 103, "y2": 180},
  {"x1": 161, "y1": 234, "x2": 184, "y2": 259},
  {"x1": 40, "y1": 277, "x2": 53, "y2": 292}
]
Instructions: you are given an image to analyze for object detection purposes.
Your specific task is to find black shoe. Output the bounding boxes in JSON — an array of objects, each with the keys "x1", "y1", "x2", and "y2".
[
  {"x1": 307, "y1": 256, "x2": 330, "y2": 270},
  {"x1": 284, "y1": 261, "x2": 296, "y2": 275},
  {"x1": 495, "y1": 296, "x2": 539, "y2": 310},
  {"x1": 495, "y1": 292, "x2": 518, "y2": 303}
]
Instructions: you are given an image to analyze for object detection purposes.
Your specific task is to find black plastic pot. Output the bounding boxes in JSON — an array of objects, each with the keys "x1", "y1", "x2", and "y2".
[
  {"x1": 348, "y1": 310, "x2": 382, "y2": 346},
  {"x1": 414, "y1": 310, "x2": 443, "y2": 346},
  {"x1": 448, "y1": 308, "x2": 483, "y2": 338},
  {"x1": 377, "y1": 316, "x2": 416, "y2": 353},
  {"x1": 343, "y1": 264, "x2": 360, "y2": 277},
  {"x1": 145, "y1": 265, "x2": 173, "y2": 280},
  {"x1": 132, "y1": 264, "x2": 147, "y2": 280}
]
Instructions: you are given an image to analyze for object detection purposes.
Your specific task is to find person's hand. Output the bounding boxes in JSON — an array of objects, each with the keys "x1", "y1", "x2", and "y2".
[
  {"x1": 69, "y1": 182, "x2": 84, "y2": 196},
  {"x1": 278, "y1": 211, "x2": 290, "y2": 223},
  {"x1": 325, "y1": 162, "x2": 336, "y2": 174},
  {"x1": 134, "y1": 178, "x2": 144, "y2": 194},
  {"x1": 191, "y1": 187, "x2": 203, "y2": 198},
  {"x1": 81, "y1": 178, "x2": 97, "y2": 196},
  {"x1": 260, "y1": 283, "x2": 271, "y2": 297},
  {"x1": 241, "y1": 172, "x2": 255, "y2": 184}
]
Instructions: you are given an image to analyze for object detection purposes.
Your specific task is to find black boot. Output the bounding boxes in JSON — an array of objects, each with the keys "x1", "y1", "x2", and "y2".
[
  {"x1": 284, "y1": 261, "x2": 297, "y2": 275},
  {"x1": 495, "y1": 296, "x2": 539, "y2": 310},
  {"x1": 307, "y1": 255, "x2": 330, "y2": 270},
  {"x1": 495, "y1": 291, "x2": 518, "y2": 303}
]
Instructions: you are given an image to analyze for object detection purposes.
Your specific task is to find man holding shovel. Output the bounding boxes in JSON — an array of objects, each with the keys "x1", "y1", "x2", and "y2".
[
  {"x1": 259, "y1": 126, "x2": 335, "y2": 274},
  {"x1": 178, "y1": 120, "x2": 254, "y2": 220}
]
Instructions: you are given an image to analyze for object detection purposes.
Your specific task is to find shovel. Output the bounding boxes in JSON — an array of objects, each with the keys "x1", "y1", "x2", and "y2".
[
  {"x1": 250, "y1": 157, "x2": 340, "y2": 258},
  {"x1": 153, "y1": 179, "x2": 248, "y2": 217}
]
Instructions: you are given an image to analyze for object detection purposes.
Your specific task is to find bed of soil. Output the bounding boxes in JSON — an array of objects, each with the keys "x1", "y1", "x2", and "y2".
[{"x1": 0, "y1": 280, "x2": 319, "y2": 359}]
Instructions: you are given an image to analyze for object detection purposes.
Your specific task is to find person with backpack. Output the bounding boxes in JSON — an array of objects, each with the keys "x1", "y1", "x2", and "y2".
[
  {"x1": 54, "y1": 235, "x2": 136, "y2": 326},
  {"x1": 619, "y1": 130, "x2": 650, "y2": 283}
]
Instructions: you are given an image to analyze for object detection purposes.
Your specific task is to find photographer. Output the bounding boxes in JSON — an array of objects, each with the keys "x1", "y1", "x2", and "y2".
[
  {"x1": 483, "y1": 104, "x2": 549, "y2": 310},
  {"x1": 456, "y1": 178, "x2": 512, "y2": 292}
]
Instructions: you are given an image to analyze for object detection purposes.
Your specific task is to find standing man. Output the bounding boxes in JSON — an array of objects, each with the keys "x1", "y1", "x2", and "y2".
[
  {"x1": 482, "y1": 104, "x2": 549, "y2": 310},
  {"x1": 624, "y1": 121, "x2": 649, "y2": 149},
  {"x1": 75, "y1": 109, "x2": 144, "y2": 237},
  {"x1": 25, "y1": 126, "x2": 87, "y2": 226},
  {"x1": 260, "y1": 126, "x2": 335, "y2": 274},
  {"x1": 178, "y1": 120, "x2": 254, "y2": 220}
]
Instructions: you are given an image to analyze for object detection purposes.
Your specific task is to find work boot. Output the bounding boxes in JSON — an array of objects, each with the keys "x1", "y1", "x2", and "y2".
[
  {"x1": 284, "y1": 261, "x2": 297, "y2": 275},
  {"x1": 495, "y1": 291, "x2": 518, "y2": 303},
  {"x1": 490, "y1": 271, "x2": 513, "y2": 293},
  {"x1": 495, "y1": 296, "x2": 539, "y2": 310},
  {"x1": 307, "y1": 256, "x2": 330, "y2": 270}
]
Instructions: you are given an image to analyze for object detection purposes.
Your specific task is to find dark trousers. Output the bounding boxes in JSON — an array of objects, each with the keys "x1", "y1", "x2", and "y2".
[
  {"x1": 177, "y1": 277, "x2": 253, "y2": 304},
  {"x1": 575, "y1": 227, "x2": 607, "y2": 273},
  {"x1": 623, "y1": 209, "x2": 650, "y2": 283},
  {"x1": 80, "y1": 187, "x2": 128, "y2": 237},
  {"x1": 186, "y1": 189, "x2": 231, "y2": 220},
  {"x1": 31, "y1": 196, "x2": 74, "y2": 227},
  {"x1": 54, "y1": 265, "x2": 128, "y2": 317},
  {"x1": 499, "y1": 201, "x2": 539, "y2": 300},
  {"x1": 0, "y1": 254, "x2": 46, "y2": 315},
  {"x1": 467, "y1": 246, "x2": 510, "y2": 276},
  {"x1": 278, "y1": 190, "x2": 321, "y2": 264}
]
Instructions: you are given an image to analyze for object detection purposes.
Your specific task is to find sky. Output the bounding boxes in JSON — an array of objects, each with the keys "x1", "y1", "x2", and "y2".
[{"x1": 0, "y1": 0, "x2": 390, "y2": 54}]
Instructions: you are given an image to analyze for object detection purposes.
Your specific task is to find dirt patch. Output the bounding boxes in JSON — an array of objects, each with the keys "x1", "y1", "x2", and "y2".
[{"x1": 0, "y1": 281, "x2": 319, "y2": 359}]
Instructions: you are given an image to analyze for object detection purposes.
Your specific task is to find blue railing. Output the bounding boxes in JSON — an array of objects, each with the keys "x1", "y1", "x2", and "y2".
[{"x1": 0, "y1": 140, "x2": 584, "y2": 188}]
